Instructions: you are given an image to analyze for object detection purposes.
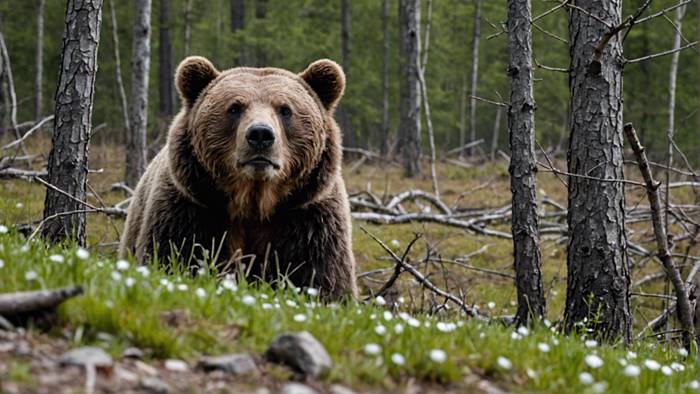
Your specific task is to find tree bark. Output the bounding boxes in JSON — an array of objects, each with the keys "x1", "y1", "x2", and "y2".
[
  {"x1": 338, "y1": 0, "x2": 355, "y2": 150},
  {"x1": 184, "y1": 0, "x2": 193, "y2": 55},
  {"x1": 398, "y1": 0, "x2": 421, "y2": 177},
  {"x1": 564, "y1": 0, "x2": 630, "y2": 343},
  {"x1": 467, "y1": 0, "x2": 481, "y2": 158},
  {"x1": 159, "y1": 0, "x2": 174, "y2": 119},
  {"x1": 507, "y1": 0, "x2": 545, "y2": 325},
  {"x1": 126, "y1": 0, "x2": 151, "y2": 187},
  {"x1": 230, "y1": 0, "x2": 244, "y2": 32},
  {"x1": 490, "y1": 106, "x2": 502, "y2": 160},
  {"x1": 34, "y1": 0, "x2": 45, "y2": 120},
  {"x1": 107, "y1": 0, "x2": 129, "y2": 133},
  {"x1": 697, "y1": 0, "x2": 700, "y2": 164},
  {"x1": 379, "y1": 0, "x2": 390, "y2": 157},
  {"x1": 42, "y1": 0, "x2": 103, "y2": 245}
]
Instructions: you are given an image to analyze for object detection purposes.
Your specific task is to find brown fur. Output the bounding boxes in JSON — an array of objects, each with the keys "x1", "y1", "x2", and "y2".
[{"x1": 119, "y1": 57, "x2": 357, "y2": 299}]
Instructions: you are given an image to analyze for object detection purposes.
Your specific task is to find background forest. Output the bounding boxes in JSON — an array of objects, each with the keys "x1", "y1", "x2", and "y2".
[{"x1": 1, "y1": 0, "x2": 698, "y2": 161}]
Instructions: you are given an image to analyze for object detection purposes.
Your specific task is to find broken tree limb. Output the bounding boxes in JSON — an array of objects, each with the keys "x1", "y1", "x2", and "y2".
[
  {"x1": 624, "y1": 123, "x2": 695, "y2": 350},
  {"x1": 0, "y1": 286, "x2": 83, "y2": 315}
]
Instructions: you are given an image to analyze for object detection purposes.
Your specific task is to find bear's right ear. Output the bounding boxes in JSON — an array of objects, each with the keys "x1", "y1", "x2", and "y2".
[{"x1": 175, "y1": 56, "x2": 220, "y2": 107}]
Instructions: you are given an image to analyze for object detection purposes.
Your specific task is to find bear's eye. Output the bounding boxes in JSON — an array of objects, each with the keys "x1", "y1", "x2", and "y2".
[
  {"x1": 278, "y1": 105, "x2": 293, "y2": 118},
  {"x1": 228, "y1": 103, "x2": 243, "y2": 116}
]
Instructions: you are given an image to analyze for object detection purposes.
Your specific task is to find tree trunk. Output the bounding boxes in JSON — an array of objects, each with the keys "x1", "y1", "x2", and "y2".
[
  {"x1": 467, "y1": 0, "x2": 480, "y2": 158},
  {"x1": 398, "y1": 0, "x2": 421, "y2": 177},
  {"x1": 0, "y1": 21, "x2": 5, "y2": 137},
  {"x1": 34, "y1": 0, "x2": 44, "y2": 120},
  {"x1": 338, "y1": 0, "x2": 355, "y2": 150},
  {"x1": 421, "y1": 0, "x2": 433, "y2": 71},
  {"x1": 184, "y1": 0, "x2": 193, "y2": 55},
  {"x1": 418, "y1": 1, "x2": 437, "y2": 198},
  {"x1": 507, "y1": 0, "x2": 545, "y2": 325},
  {"x1": 379, "y1": 0, "x2": 390, "y2": 157},
  {"x1": 564, "y1": 0, "x2": 630, "y2": 343},
  {"x1": 458, "y1": 73, "x2": 467, "y2": 158},
  {"x1": 490, "y1": 106, "x2": 501, "y2": 160},
  {"x1": 255, "y1": 0, "x2": 268, "y2": 19},
  {"x1": 108, "y1": 0, "x2": 129, "y2": 133},
  {"x1": 159, "y1": 0, "x2": 174, "y2": 119},
  {"x1": 42, "y1": 0, "x2": 103, "y2": 245},
  {"x1": 126, "y1": 0, "x2": 151, "y2": 187},
  {"x1": 230, "y1": 0, "x2": 244, "y2": 32},
  {"x1": 697, "y1": 0, "x2": 700, "y2": 164}
]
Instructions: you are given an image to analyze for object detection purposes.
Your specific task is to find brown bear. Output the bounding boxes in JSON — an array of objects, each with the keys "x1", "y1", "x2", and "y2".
[{"x1": 119, "y1": 56, "x2": 357, "y2": 299}]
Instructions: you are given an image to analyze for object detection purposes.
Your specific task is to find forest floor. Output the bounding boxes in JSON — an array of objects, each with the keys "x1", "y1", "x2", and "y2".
[{"x1": 0, "y1": 139, "x2": 699, "y2": 393}]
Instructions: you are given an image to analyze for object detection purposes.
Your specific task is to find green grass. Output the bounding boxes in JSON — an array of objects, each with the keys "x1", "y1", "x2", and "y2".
[{"x1": 0, "y1": 229, "x2": 698, "y2": 393}]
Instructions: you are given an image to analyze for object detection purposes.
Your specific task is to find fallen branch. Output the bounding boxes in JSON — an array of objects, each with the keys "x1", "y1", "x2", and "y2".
[
  {"x1": 1, "y1": 115, "x2": 54, "y2": 150},
  {"x1": 0, "y1": 286, "x2": 83, "y2": 315}
]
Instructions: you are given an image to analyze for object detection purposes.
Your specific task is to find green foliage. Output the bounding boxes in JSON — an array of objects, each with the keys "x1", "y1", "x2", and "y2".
[{"x1": 1, "y1": 0, "x2": 699, "y2": 161}]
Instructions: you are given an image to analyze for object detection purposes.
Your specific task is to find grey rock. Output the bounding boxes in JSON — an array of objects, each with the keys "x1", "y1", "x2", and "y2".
[
  {"x1": 197, "y1": 353, "x2": 258, "y2": 375},
  {"x1": 164, "y1": 359, "x2": 188, "y2": 372},
  {"x1": 59, "y1": 346, "x2": 112, "y2": 368},
  {"x1": 329, "y1": 384, "x2": 357, "y2": 394},
  {"x1": 122, "y1": 346, "x2": 145, "y2": 359},
  {"x1": 139, "y1": 377, "x2": 172, "y2": 394},
  {"x1": 279, "y1": 383, "x2": 319, "y2": 394},
  {"x1": 265, "y1": 331, "x2": 331, "y2": 378}
]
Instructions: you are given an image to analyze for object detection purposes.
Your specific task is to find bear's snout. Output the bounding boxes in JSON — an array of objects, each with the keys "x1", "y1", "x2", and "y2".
[{"x1": 246, "y1": 123, "x2": 275, "y2": 151}]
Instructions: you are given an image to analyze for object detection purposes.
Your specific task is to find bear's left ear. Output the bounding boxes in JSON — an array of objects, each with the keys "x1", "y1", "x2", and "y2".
[
  {"x1": 300, "y1": 59, "x2": 345, "y2": 111},
  {"x1": 175, "y1": 56, "x2": 220, "y2": 108}
]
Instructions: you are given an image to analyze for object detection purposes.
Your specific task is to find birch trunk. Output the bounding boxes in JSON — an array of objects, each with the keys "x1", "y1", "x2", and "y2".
[
  {"x1": 108, "y1": 0, "x2": 129, "y2": 133},
  {"x1": 380, "y1": 0, "x2": 390, "y2": 157},
  {"x1": 126, "y1": 0, "x2": 151, "y2": 187},
  {"x1": 34, "y1": 0, "x2": 44, "y2": 120},
  {"x1": 564, "y1": 0, "x2": 630, "y2": 343},
  {"x1": 398, "y1": 0, "x2": 421, "y2": 177},
  {"x1": 42, "y1": 0, "x2": 103, "y2": 245},
  {"x1": 467, "y1": 0, "x2": 480, "y2": 158}
]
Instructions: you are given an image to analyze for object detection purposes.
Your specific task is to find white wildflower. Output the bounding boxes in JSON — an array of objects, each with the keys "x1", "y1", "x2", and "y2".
[
  {"x1": 125, "y1": 277, "x2": 135, "y2": 287},
  {"x1": 306, "y1": 287, "x2": 319, "y2": 296},
  {"x1": 390, "y1": 239, "x2": 400, "y2": 248},
  {"x1": 543, "y1": 319, "x2": 552, "y2": 328},
  {"x1": 75, "y1": 247, "x2": 89, "y2": 260},
  {"x1": 116, "y1": 260, "x2": 130, "y2": 270},
  {"x1": 286, "y1": 299, "x2": 298, "y2": 308},
  {"x1": 511, "y1": 332, "x2": 522, "y2": 340},
  {"x1": 15, "y1": 203, "x2": 23, "y2": 209},
  {"x1": 429, "y1": 349, "x2": 447, "y2": 363},
  {"x1": 537, "y1": 343, "x2": 550, "y2": 353},
  {"x1": 687, "y1": 380, "x2": 699, "y2": 389},
  {"x1": 293, "y1": 314, "x2": 307, "y2": 322},
  {"x1": 623, "y1": 364, "x2": 640, "y2": 377},
  {"x1": 110, "y1": 271, "x2": 122, "y2": 281},
  {"x1": 262, "y1": 303, "x2": 272, "y2": 310},
  {"x1": 584, "y1": 339, "x2": 598, "y2": 348},
  {"x1": 670, "y1": 362, "x2": 685, "y2": 372},
  {"x1": 363, "y1": 343, "x2": 381, "y2": 356},
  {"x1": 221, "y1": 278, "x2": 236, "y2": 290},
  {"x1": 517, "y1": 326, "x2": 529, "y2": 337},
  {"x1": 526, "y1": 368, "x2": 538, "y2": 379},
  {"x1": 391, "y1": 353, "x2": 405, "y2": 366},
  {"x1": 24, "y1": 270, "x2": 38, "y2": 281},
  {"x1": 661, "y1": 365, "x2": 672, "y2": 376},
  {"x1": 643, "y1": 359, "x2": 661, "y2": 371},
  {"x1": 383, "y1": 311, "x2": 393, "y2": 321},
  {"x1": 627, "y1": 351, "x2": 637, "y2": 359},
  {"x1": 375, "y1": 295, "x2": 387, "y2": 306},
  {"x1": 374, "y1": 325, "x2": 386, "y2": 336},
  {"x1": 579, "y1": 372, "x2": 594, "y2": 385},
  {"x1": 407, "y1": 318, "x2": 420, "y2": 328},
  {"x1": 177, "y1": 284, "x2": 188, "y2": 291},
  {"x1": 136, "y1": 266, "x2": 150, "y2": 277},
  {"x1": 487, "y1": 301, "x2": 496, "y2": 309},
  {"x1": 591, "y1": 382, "x2": 608, "y2": 393},
  {"x1": 585, "y1": 354, "x2": 604, "y2": 369},
  {"x1": 242, "y1": 295, "x2": 256, "y2": 305},
  {"x1": 496, "y1": 356, "x2": 512, "y2": 370},
  {"x1": 0, "y1": 225, "x2": 8, "y2": 234},
  {"x1": 678, "y1": 348, "x2": 689, "y2": 357},
  {"x1": 49, "y1": 254, "x2": 65, "y2": 263},
  {"x1": 195, "y1": 288, "x2": 206, "y2": 298},
  {"x1": 0, "y1": 259, "x2": 4, "y2": 269},
  {"x1": 394, "y1": 324, "x2": 404, "y2": 334}
]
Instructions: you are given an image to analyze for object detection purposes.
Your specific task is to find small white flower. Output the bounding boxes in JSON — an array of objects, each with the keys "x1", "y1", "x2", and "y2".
[
  {"x1": 487, "y1": 301, "x2": 496, "y2": 309},
  {"x1": 15, "y1": 203, "x2": 23, "y2": 209},
  {"x1": 293, "y1": 314, "x2": 307, "y2": 322},
  {"x1": 363, "y1": 343, "x2": 381, "y2": 356},
  {"x1": 115, "y1": 260, "x2": 130, "y2": 270},
  {"x1": 375, "y1": 296, "x2": 386, "y2": 306},
  {"x1": 511, "y1": 332, "x2": 522, "y2": 340},
  {"x1": 125, "y1": 277, "x2": 135, "y2": 287},
  {"x1": 678, "y1": 347, "x2": 689, "y2": 357},
  {"x1": 0, "y1": 259, "x2": 4, "y2": 269},
  {"x1": 643, "y1": 359, "x2": 660, "y2": 371},
  {"x1": 286, "y1": 299, "x2": 298, "y2": 308},
  {"x1": 110, "y1": 271, "x2": 122, "y2": 281},
  {"x1": 75, "y1": 247, "x2": 89, "y2": 260},
  {"x1": 383, "y1": 311, "x2": 393, "y2": 321},
  {"x1": 391, "y1": 353, "x2": 405, "y2": 366},
  {"x1": 166, "y1": 282, "x2": 174, "y2": 292},
  {"x1": 618, "y1": 358, "x2": 628, "y2": 366},
  {"x1": 195, "y1": 288, "x2": 206, "y2": 298},
  {"x1": 24, "y1": 270, "x2": 38, "y2": 281},
  {"x1": 429, "y1": 349, "x2": 447, "y2": 363},
  {"x1": 242, "y1": 295, "x2": 256, "y2": 305},
  {"x1": 496, "y1": 356, "x2": 512, "y2": 370},
  {"x1": 159, "y1": 278, "x2": 170, "y2": 286},
  {"x1": 0, "y1": 225, "x2": 8, "y2": 234},
  {"x1": 262, "y1": 303, "x2": 272, "y2": 310},
  {"x1": 579, "y1": 372, "x2": 594, "y2": 385},
  {"x1": 20, "y1": 245, "x2": 29, "y2": 253},
  {"x1": 374, "y1": 325, "x2": 386, "y2": 335},
  {"x1": 136, "y1": 266, "x2": 150, "y2": 277},
  {"x1": 407, "y1": 318, "x2": 420, "y2": 328},
  {"x1": 670, "y1": 362, "x2": 685, "y2": 372},
  {"x1": 537, "y1": 343, "x2": 550, "y2": 353},
  {"x1": 585, "y1": 354, "x2": 604, "y2": 369},
  {"x1": 177, "y1": 284, "x2": 188, "y2": 291},
  {"x1": 591, "y1": 382, "x2": 608, "y2": 393},
  {"x1": 49, "y1": 254, "x2": 65, "y2": 263},
  {"x1": 526, "y1": 368, "x2": 538, "y2": 379},
  {"x1": 390, "y1": 239, "x2": 400, "y2": 248},
  {"x1": 517, "y1": 326, "x2": 529, "y2": 337},
  {"x1": 306, "y1": 287, "x2": 319, "y2": 296},
  {"x1": 543, "y1": 319, "x2": 552, "y2": 327},
  {"x1": 623, "y1": 364, "x2": 640, "y2": 377},
  {"x1": 585, "y1": 339, "x2": 598, "y2": 348},
  {"x1": 399, "y1": 312, "x2": 410, "y2": 321},
  {"x1": 397, "y1": 296, "x2": 405, "y2": 304},
  {"x1": 551, "y1": 338, "x2": 560, "y2": 346},
  {"x1": 687, "y1": 380, "x2": 700, "y2": 389},
  {"x1": 627, "y1": 351, "x2": 637, "y2": 359},
  {"x1": 221, "y1": 278, "x2": 236, "y2": 290},
  {"x1": 394, "y1": 323, "x2": 404, "y2": 334},
  {"x1": 437, "y1": 322, "x2": 457, "y2": 333},
  {"x1": 661, "y1": 365, "x2": 672, "y2": 376}
]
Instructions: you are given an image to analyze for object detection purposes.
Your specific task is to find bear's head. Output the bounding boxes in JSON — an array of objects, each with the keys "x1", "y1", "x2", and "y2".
[{"x1": 168, "y1": 56, "x2": 345, "y2": 220}]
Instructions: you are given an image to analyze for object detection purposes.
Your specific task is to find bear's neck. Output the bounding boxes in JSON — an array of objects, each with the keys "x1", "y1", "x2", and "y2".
[{"x1": 227, "y1": 179, "x2": 291, "y2": 222}]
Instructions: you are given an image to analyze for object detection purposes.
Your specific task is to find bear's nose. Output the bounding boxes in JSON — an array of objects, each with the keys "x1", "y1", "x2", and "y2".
[{"x1": 246, "y1": 124, "x2": 275, "y2": 150}]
